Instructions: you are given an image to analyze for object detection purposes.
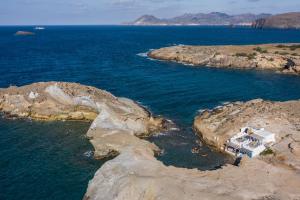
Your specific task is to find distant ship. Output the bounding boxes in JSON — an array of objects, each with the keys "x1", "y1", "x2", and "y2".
[{"x1": 34, "y1": 26, "x2": 45, "y2": 30}]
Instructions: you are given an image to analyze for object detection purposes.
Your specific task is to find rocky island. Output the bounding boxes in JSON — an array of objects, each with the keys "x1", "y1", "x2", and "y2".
[
  {"x1": 1, "y1": 82, "x2": 300, "y2": 200},
  {"x1": 148, "y1": 43, "x2": 300, "y2": 75},
  {"x1": 15, "y1": 31, "x2": 35, "y2": 36}
]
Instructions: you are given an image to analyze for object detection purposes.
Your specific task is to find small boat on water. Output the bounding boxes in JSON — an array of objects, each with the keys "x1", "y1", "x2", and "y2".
[{"x1": 34, "y1": 26, "x2": 45, "y2": 30}]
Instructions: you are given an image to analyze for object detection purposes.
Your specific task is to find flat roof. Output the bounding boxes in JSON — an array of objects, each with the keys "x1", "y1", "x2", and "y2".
[{"x1": 253, "y1": 129, "x2": 274, "y2": 138}]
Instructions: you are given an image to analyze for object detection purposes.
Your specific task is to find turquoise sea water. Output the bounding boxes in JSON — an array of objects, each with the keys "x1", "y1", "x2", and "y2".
[{"x1": 1, "y1": 26, "x2": 300, "y2": 200}]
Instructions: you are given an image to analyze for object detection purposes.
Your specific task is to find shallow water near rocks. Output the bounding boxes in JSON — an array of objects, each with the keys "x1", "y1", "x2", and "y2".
[{"x1": 1, "y1": 26, "x2": 300, "y2": 200}]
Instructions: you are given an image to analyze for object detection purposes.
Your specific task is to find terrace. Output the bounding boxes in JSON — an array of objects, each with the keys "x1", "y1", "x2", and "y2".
[{"x1": 225, "y1": 127, "x2": 275, "y2": 158}]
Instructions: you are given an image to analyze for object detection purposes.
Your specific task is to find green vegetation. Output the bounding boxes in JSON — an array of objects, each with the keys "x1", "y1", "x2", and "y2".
[
  {"x1": 247, "y1": 52, "x2": 257, "y2": 60},
  {"x1": 235, "y1": 52, "x2": 257, "y2": 60},
  {"x1": 292, "y1": 53, "x2": 299, "y2": 56},
  {"x1": 290, "y1": 45, "x2": 300, "y2": 51},
  {"x1": 276, "y1": 44, "x2": 300, "y2": 51},
  {"x1": 235, "y1": 52, "x2": 248, "y2": 57},
  {"x1": 253, "y1": 47, "x2": 268, "y2": 53},
  {"x1": 269, "y1": 58, "x2": 274, "y2": 61},
  {"x1": 260, "y1": 148, "x2": 275, "y2": 156},
  {"x1": 279, "y1": 51, "x2": 289, "y2": 56}
]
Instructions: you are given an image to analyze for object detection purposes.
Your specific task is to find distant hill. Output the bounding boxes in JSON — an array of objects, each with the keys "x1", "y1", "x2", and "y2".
[
  {"x1": 252, "y1": 12, "x2": 300, "y2": 29},
  {"x1": 125, "y1": 12, "x2": 271, "y2": 26}
]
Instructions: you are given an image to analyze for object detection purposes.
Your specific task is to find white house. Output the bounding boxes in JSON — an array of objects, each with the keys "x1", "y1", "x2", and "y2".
[{"x1": 225, "y1": 127, "x2": 275, "y2": 158}]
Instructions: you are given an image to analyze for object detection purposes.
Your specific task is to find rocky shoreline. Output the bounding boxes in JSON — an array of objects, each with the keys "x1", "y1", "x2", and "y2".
[
  {"x1": 83, "y1": 101, "x2": 300, "y2": 200},
  {"x1": 0, "y1": 82, "x2": 167, "y2": 156},
  {"x1": 148, "y1": 44, "x2": 300, "y2": 75},
  {"x1": 1, "y1": 82, "x2": 300, "y2": 200},
  {"x1": 0, "y1": 82, "x2": 164, "y2": 126},
  {"x1": 84, "y1": 98, "x2": 300, "y2": 200}
]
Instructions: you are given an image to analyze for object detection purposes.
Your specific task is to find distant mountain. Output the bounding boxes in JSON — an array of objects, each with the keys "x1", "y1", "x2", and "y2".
[
  {"x1": 130, "y1": 15, "x2": 164, "y2": 25},
  {"x1": 252, "y1": 12, "x2": 300, "y2": 29},
  {"x1": 125, "y1": 12, "x2": 271, "y2": 26}
]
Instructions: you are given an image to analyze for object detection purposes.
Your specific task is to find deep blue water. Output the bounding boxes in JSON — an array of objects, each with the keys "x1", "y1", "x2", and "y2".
[
  {"x1": 1, "y1": 26, "x2": 300, "y2": 200},
  {"x1": 0, "y1": 119, "x2": 103, "y2": 200}
]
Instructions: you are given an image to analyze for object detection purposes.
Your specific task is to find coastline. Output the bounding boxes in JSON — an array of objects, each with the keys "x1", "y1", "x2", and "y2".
[
  {"x1": 148, "y1": 43, "x2": 300, "y2": 75},
  {"x1": 1, "y1": 82, "x2": 300, "y2": 200}
]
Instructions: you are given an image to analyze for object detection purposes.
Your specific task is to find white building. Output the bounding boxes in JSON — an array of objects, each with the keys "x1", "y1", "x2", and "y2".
[{"x1": 225, "y1": 127, "x2": 275, "y2": 158}]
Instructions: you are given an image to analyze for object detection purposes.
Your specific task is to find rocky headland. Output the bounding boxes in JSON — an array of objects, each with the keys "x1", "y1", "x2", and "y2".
[
  {"x1": 148, "y1": 44, "x2": 300, "y2": 75},
  {"x1": 0, "y1": 82, "x2": 166, "y2": 135},
  {"x1": 252, "y1": 12, "x2": 300, "y2": 29},
  {"x1": 1, "y1": 82, "x2": 300, "y2": 200}
]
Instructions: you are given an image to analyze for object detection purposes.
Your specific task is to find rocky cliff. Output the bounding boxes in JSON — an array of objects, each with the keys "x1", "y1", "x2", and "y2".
[
  {"x1": 252, "y1": 12, "x2": 300, "y2": 29},
  {"x1": 149, "y1": 44, "x2": 300, "y2": 75}
]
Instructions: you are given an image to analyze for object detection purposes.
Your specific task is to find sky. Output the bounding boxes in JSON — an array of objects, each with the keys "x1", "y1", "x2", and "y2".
[{"x1": 0, "y1": 0, "x2": 299, "y2": 25}]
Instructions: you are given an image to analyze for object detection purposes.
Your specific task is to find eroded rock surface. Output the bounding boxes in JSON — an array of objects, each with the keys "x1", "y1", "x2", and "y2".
[
  {"x1": 148, "y1": 44, "x2": 300, "y2": 75},
  {"x1": 84, "y1": 99, "x2": 300, "y2": 200},
  {"x1": 0, "y1": 82, "x2": 161, "y2": 127},
  {"x1": 85, "y1": 154, "x2": 300, "y2": 200},
  {"x1": 0, "y1": 81, "x2": 166, "y2": 154}
]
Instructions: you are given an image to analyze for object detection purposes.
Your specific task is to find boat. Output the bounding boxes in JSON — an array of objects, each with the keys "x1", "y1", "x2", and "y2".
[{"x1": 34, "y1": 26, "x2": 45, "y2": 30}]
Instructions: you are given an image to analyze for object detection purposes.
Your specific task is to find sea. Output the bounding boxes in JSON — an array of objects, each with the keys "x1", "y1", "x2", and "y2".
[{"x1": 1, "y1": 25, "x2": 300, "y2": 200}]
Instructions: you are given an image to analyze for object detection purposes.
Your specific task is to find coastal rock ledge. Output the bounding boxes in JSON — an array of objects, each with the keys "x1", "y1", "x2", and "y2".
[
  {"x1": 1, "y1": 82, "x2": 300, "y2": 200},
  {"x1": 148, "y1": 44, "x2": 300, "y2": 75}
]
